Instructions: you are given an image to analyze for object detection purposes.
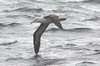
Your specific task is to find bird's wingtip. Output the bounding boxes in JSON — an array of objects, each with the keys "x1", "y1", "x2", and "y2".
[{"x1": 35, "y1": 52, "x2": 38, "y2": 55}]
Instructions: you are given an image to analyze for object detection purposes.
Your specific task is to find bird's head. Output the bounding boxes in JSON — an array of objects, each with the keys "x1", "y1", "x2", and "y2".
[{"x1": 30, "y1": 18, "x2": 40, "y2": 24}]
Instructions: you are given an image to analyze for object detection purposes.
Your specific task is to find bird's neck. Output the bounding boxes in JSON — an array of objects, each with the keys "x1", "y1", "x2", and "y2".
[
  {"x1": 36, "y1": 18, "x2": 45, "y2": 23},
  {"x1": 36, "y1": 18, "x2": 52, "y2": 23}
]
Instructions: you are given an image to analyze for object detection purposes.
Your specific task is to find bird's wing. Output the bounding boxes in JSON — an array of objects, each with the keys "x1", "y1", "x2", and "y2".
[
  {"x1": 33, "y1": 23, "x2": 49, "y2": 54},
  {"x1": 49, "y1": 14, "x2": 63, "y2": 30}
]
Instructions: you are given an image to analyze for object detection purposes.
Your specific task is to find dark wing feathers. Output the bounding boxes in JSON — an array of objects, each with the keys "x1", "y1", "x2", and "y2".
[
  {"x1": 33, "y1": 23, "x2": 49, "y2": 54},
  {"x1": 49, "y1": 14, "x2": 63, "y2": 30}
]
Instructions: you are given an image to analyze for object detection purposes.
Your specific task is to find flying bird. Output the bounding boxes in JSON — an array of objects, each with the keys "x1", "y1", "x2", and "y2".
[{"x1": 30, "y1": 14, "x2": 66, "y2": 55}]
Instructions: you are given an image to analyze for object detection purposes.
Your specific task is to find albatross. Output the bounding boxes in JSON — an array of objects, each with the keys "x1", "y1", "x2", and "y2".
[{"x1": 30, "y1": 14, "x2": 66, "y2": 55}]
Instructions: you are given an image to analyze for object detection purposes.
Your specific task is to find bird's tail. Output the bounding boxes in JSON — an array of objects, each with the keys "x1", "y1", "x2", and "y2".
[{"x1": 59, "y1": 18, "x2": 66, "y2": 21}]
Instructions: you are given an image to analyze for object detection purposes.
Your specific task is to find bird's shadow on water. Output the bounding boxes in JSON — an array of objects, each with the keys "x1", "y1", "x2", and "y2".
[{"x1": 29, "y1": 54, "x2": 66, "y2": 66}]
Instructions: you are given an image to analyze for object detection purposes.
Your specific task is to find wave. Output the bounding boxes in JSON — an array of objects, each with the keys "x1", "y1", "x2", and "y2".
[
  {"x1": 6, "y1": 57, "x2": 23, "y2": 61},
  {"x1": 44, "y1": 0, "x2": 99, "y2": 3},
  {"x1": 0, "y1": 0, "x2": 97, "y2": 5},
  {"x1": 6, "y1": 15, "x2": 33, "y2": 19},
  {"x1": 0, "y1": 23, "x2": 6, "y2": 27},
  {"x1": 0, "y1": 0, "x2": 100, "y2": 5},
  {"x1": 0, "y1": 40, "x2": 18, "y2": 46},
  {"x1": 0, "y1": 23, "x2": 21, "y2": 28},
  {"x1": 46, "y1": 28, "x2": 92, "y2": 32},
  {"x1": 83, "y1": 0, "x2": 100, "y2": 3},
  {"x1": 2, "y1": 7, "x2": 43, "y2": 13},
  {"x1": 57, "y1": 0, "x2": 100, "y2": 3},
  {"x1": 57, "y1": 0, "x2": 85, "y2": 3},
  {"x1": 13, "y1": 7, "x2": 43, "y2": 12},
  {"x1": 8, "y1": 23, "x2": 21, "y2": 26},
  {"x1": 82, "y1": 16, "x2": 99, "y2": 21},
  {"x1": 82, "y1": 61, "x2": 96, "y2": 64},
  {"x1": 35, "y1": 0, "x2": 88, "y2": 3},
  {"x1": 0, "y1": 0, "x2": 31, "y2": 4}
]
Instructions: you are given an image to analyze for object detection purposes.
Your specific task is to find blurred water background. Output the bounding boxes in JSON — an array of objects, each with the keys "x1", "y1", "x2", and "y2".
[{"x1": 1, "y1": 0, "x2": 100, "y2": 66}]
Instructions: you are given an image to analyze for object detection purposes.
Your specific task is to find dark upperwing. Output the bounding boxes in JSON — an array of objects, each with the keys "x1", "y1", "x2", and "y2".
[{"x1": 44, "y1": 14, "x2": 63, "y2": 30}]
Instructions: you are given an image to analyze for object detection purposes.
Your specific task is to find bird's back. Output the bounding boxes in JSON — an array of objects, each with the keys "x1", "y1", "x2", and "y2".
[
  {"x1": 38, "y1": 18, "x2": 53, "y2": 23},
  {"x1": 37, "y1": 17, "x2": 66, "y2": 23}
]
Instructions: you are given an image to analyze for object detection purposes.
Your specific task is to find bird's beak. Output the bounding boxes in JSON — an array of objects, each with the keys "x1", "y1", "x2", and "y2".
[
  {"x1": 30, "y1": 21, "x2": 34, "y2": 24},
  {"x1": 30, "y1": 19, "x2": 36, "y2": 24}
]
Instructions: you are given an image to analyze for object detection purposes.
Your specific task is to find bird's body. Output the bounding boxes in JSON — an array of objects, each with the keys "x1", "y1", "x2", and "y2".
[
  {"x1": 33, "y1": 17, "x2": 66, "y2": 24},
  {"x1": 34, "y1": 17, "x2": 53, "y2": 23},
  {"x1": 30, "y1": 14, "x2": 66, "y2": 55}
]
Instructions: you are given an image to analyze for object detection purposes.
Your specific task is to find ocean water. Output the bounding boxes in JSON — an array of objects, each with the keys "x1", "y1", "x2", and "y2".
[{"x1": 0, "y1": 0, "x2": 100, "y2": 66}]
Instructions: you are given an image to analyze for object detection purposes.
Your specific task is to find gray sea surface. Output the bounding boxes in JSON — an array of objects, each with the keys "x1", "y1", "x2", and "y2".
[{"x1": 1, "y1": 0, "x2": 100, "y2": 66}]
